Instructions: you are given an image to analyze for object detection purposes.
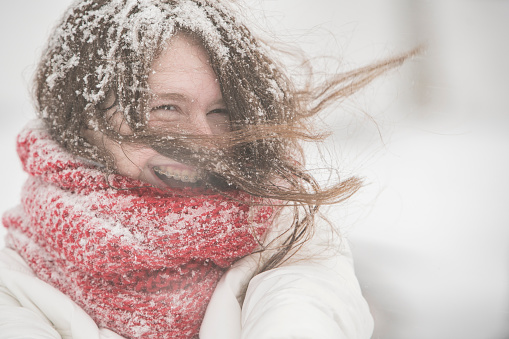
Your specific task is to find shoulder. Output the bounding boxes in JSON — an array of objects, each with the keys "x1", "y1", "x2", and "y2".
[
  {"x1": 241, "y1": 237, "x2": 373, "y2": 339},
  {"x1": 0, "y1": 248, "x2": 123, "y2": 339},
  {"x1": 201, "y1": 227, "x2": 374, "y2": 339}
]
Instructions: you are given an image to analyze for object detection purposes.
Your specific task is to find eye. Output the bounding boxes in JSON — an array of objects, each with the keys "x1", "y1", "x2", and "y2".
[
  {"x1": 207, "y1": 108, "x2": 229, "y2": 116},
  {"x1": 152, "y1": 105, "x2": 177, "y2": 112},
  {"x1": 150, "y1": 104, "x2": 181, "y2": 120}
]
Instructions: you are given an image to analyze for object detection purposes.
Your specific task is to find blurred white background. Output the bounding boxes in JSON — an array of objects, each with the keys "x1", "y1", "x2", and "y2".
[{"x1": 1, "y1": 1, "x2": 508, "y2": 338}]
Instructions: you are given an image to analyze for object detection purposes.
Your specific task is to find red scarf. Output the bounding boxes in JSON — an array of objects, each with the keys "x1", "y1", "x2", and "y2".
[{"x1": 2, "y1": 125, "x2": 273, "y2": 339}]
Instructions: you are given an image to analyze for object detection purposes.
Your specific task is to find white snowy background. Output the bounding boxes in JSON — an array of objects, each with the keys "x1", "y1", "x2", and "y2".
[{"x1": 1, "y1": 1, "x2": 508, "y2": 339}]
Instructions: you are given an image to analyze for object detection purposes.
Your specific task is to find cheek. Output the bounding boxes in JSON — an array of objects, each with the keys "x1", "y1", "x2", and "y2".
[
  {"x1": 108, "y1": 143, "x2": 157, "y2": 179},
  {"x1": 82, "y1": 122, "x2": 157, "y2": 180},
  {"x1": 208, "y1": 114, "x2": 231, "y2": 135}
]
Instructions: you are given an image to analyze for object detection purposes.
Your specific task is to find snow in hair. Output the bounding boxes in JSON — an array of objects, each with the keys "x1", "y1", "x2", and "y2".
[{"x1": 43, "y1": 0, "x2": 242, "y2": 104}]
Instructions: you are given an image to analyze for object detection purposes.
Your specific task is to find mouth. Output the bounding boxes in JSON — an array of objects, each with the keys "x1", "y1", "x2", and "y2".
[{"x1": 153, "y1": 166, "x2": 203, "y2": 188}]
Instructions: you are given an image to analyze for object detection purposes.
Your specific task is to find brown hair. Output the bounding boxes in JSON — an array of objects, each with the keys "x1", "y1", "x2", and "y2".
[{"x1": 34, "y1": 0, "x2": 417, "y2": 277}]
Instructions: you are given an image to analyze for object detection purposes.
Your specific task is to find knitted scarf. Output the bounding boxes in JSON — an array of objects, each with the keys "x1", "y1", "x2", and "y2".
[{"x1": 2, "y1": 125, "x2": 273, "y2": 339}]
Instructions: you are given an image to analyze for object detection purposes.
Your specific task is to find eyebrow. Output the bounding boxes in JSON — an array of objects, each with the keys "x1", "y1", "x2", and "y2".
[
  {"x1": 151, "y1": 92, "x2": 226, "y2": 106},
  {"x1": 152, "y1": 92, "x2": 188, "y2": 102}
]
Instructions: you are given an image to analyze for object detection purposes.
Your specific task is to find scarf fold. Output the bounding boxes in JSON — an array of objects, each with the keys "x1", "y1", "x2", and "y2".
[{"x1": 2, "y1": 124, "x2": 273, "y2": 339}]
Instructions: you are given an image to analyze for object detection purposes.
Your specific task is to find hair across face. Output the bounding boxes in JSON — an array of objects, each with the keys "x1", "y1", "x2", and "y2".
[{"x1": 35, "y1": 0, "x2": 301, "y2": 193}]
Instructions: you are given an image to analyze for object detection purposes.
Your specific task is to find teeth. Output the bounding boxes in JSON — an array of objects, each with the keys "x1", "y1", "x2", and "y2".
[{"x1": 154, "y1": 167, "x2": 202, "y2": 184}]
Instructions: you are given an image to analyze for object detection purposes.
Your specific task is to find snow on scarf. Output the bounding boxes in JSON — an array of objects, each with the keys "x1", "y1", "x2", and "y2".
[{"x1": 2, "y1": 125, "x2": 273, "y2": 339}]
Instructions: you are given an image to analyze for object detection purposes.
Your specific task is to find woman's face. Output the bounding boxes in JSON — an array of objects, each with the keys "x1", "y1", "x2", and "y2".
[{"x1": 86, "y1": 34, "x2": 230, "y2": 188}]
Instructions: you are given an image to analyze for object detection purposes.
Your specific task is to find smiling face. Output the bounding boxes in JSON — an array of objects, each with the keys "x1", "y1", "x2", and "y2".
[{"x1": 85, "y1": 33, "x2": 230, "y2": 189}]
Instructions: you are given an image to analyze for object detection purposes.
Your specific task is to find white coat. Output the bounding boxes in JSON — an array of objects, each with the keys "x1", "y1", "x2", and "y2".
[{"x1": 0, "y1": 221, "x2": 373, "y2": 339}]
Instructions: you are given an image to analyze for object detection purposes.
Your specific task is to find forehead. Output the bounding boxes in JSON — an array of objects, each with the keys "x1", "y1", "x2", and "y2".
[
  {"x1": 150, "y1": 34, "x2": 212, "y2": 74},
  {"x1": 147, "y1": 34, "x2": 221, "y2": 102}
]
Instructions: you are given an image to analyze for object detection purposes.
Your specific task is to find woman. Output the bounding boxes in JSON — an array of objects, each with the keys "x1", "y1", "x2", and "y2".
[{"x1": 0, "y1": 0, "x2": 412, "y2": 338}]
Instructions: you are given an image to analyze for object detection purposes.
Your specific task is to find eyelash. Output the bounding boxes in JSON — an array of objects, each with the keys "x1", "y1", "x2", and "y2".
[
  {"x1": 208, "y1": 109, "x2": 229, "y2": 115},
  {"x1": 151, "y1": 105, "x2": 229, "y2": 116},
  {"x1": 152, "y1": 105, "x2": 177, "y2": 111}
]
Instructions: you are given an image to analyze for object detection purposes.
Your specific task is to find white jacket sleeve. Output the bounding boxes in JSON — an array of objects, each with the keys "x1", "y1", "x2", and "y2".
[
  {"x1": 240, "y1": 241, "x2": 373, "y2": 339},
  {"x1": 0, "y1": 248, "x2": 124, "y2": 339},
  {"x1": 200, "y1": 222, "x2": 374, "y2": 339}
]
